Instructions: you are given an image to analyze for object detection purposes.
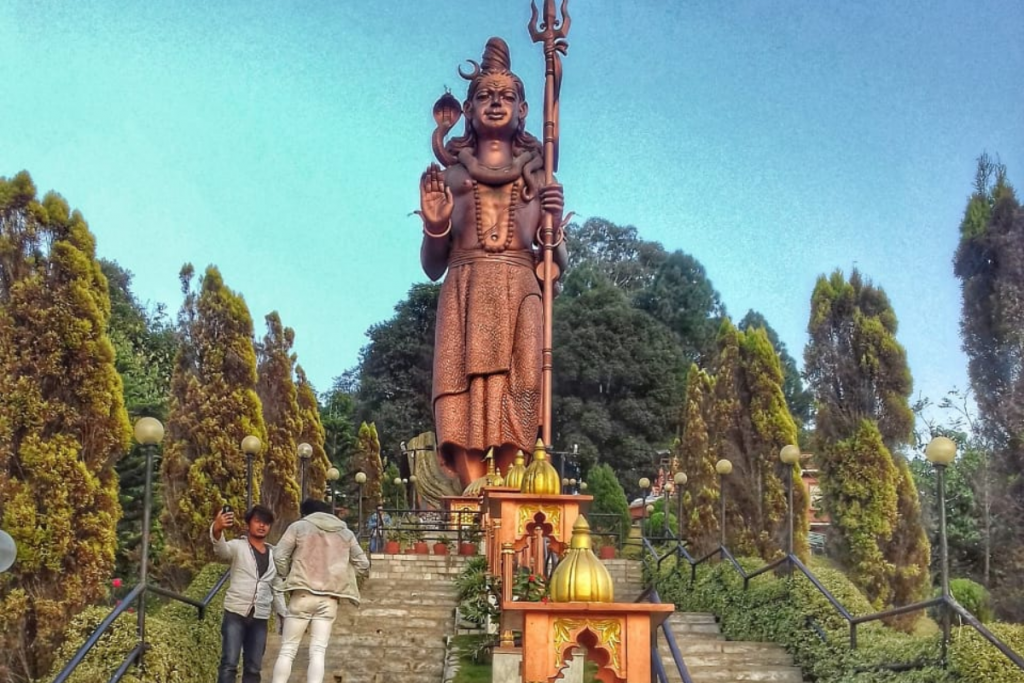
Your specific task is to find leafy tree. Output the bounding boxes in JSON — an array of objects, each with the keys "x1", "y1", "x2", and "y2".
[
  {"x1": 739, "y1": 309, "x2": 814, "y2": 430},
  {"x1": 382, "y1": 462, "x2": 407, "y2": 510},
  {"x1": 102, "y1": 259, "x2": 177, "y2": 580},
  {"x1": 0, "y1": 172, "x2": 131, "y2": 681},
  {"x1": 160, "y1": 265, "x2": 266, "y2": 574},
  {"x1": 552, "y1": 274, "x2": 687, "y2": 485},
  {"x1": 320, "y1": 375, "x2": 359, "y2": 505},
  {"x1": 255, "y1": 312, "x2": 302, "y2": 525},
  {"x1": 565, "y1": 217, "x2": 667, "y2": 293},
  {"x1": 634, "y1": 249, "x2": 725, "y2": 364},
  {"x1": 585, "y1": 463, "x2": 631, "y2": 541},
  {"x1": 296, "y1": 365, "x2": 329, "y2": 502},
  {"x1": 804, "y1": 269, "x2": 929, "y2": 609},
  {"x1": 352, "y1": 283, "x2": 438, "y2": 461},
  {"x1": 953, "y1": 155, "x2": 1024, "y2": 617}
]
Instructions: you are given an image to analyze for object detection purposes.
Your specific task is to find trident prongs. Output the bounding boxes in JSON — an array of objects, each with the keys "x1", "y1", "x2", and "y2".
[{"x1": 529, "y1": 0, "x2": 571, "y2": 52}]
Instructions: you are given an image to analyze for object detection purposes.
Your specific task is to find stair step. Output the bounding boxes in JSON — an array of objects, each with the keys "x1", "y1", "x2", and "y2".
[
  {"x1": 684, "y1": 666, "x2": 804, "y2": 682},
  {"x1": 663, "y1": 652, "x2": 794, "y2": 668}
]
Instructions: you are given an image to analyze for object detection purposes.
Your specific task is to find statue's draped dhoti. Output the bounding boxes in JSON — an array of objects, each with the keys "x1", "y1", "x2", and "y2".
[{"x1": 433, "y1": 248, "x2": 542, "y2": 464}]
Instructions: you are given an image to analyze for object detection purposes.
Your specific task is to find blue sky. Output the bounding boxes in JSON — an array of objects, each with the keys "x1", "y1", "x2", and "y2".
[{"x1": 2, "y1": 1, "x2": 1021, "y2": 444}]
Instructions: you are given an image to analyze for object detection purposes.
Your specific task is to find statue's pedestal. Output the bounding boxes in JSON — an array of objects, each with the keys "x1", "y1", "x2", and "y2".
[{"x1": 501, "y1": 601, "x2": 674, "y2": 683}]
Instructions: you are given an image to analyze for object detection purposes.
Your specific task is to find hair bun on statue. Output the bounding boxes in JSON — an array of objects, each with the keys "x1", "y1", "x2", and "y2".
[{"x1": 481, "y1": 37, "x2": 511, "y2": 72}]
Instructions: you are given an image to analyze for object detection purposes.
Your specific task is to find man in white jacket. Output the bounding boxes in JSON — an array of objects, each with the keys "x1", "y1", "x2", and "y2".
[
  {"x1": 271, "y1": 499, "x2": 370, "y2": 683},
  {"x1": 211, "y1": 504, "x2": 281, "y2": 683}
]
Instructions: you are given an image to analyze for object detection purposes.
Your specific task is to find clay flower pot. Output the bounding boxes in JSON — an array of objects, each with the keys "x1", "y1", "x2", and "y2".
[
  {"x1": 598, "y1": 545, "x2": 616, "y2": 560},
  {"x1": 384, "y1": 540, "x2": 400, "y2": 555},
  {"x1": 413, "y1": 541, "x2": 429, "y2": 554},
  {"x1": 433, "y1": 542, "x2": 450, "y2": 555},
  {"x1": 458, "y1": 542, "x2": 477, "y2": 556}
]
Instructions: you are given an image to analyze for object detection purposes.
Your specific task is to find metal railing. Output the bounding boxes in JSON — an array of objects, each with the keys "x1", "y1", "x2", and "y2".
[
  {"x1": 51, "y1": 569, "x2": 230, "y2": 683},
  {"x1": 638, "y1": 539, "x2": 694, "y2": 683},
  {"x1": 364, "y1": 506, "x2": 484, "y2": 554},
  {"x1": 644, "y1": 539, "x2": 1024, "y2": 674}
]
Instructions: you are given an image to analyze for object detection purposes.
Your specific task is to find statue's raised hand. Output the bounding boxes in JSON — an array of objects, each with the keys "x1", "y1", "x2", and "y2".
[{"x1": 418, "y1": 163, "x2": 454, "y2": 235}]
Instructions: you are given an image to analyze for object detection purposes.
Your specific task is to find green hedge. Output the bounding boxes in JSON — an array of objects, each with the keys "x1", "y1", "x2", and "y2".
[
  {"x1": 658, "y1": 557, "x2": 1024, "y2": 682},
  {"x1": 49, "y1": 563, "x2": 228, "y2": 682}
]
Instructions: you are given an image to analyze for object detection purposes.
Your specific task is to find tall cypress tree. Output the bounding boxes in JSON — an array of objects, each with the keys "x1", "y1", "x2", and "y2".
[
  {"x1": 804, "y1": 269, "x2": 929, "y2": 609},
  {"x1": 677, "y1": 364, "x2": 720, "y2": 556},
  {"x1": 160, "y1": 265, "x2": 266, "y2": 573},
  {"x1": 0, "y1": 172, "x2": 131, "y2": 680},
  {"x1": 256, "y1": 311, "x2": 301, "y2": 524},
  {"x1": 351, "y1": 422, "x2": 384, "y2": 520},
  {"x1": 953, "y1": 155, "x2": 1023, "y2": 616},
  {"x1": 296, "y1": 365, "x2": 329, "y2": 501},
  {"x1": 705, "y1": 322, "x2": 807, "y2": 560}
]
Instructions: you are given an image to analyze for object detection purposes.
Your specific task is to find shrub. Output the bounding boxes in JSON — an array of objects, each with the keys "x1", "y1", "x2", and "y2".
[
  {"x1": 49, "y1": 563, "x2": 228, "y2": 682},
  {"x1": 949, "y1": 622, "x2": 1024, "y2": 683},
  {"x1": 948, "y1": 577, "x2": 994, "y2": 623}
]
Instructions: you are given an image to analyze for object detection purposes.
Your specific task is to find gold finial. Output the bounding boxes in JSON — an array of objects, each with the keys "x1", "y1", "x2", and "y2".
[
  {"x1": 505, "y1": 449, "x2": 528, "y2": 490},
  {"x1": 463, "y1": 447, "x2": 504, "y2": 495},
  {"x1": 549, "y1": 515, "x2": 614, "y2": 603},
  {"x1": 520, "y1": 439, "x2": 560, "y2": 495}
]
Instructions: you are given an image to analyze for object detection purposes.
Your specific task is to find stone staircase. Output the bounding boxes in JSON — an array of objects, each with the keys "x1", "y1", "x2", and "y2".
[
  {"x1": 605, "y1": 559, "x2": 805, "y2": 683},
  {"x1": 262, "y1": 553, "x2": 466, "y2": 683}
]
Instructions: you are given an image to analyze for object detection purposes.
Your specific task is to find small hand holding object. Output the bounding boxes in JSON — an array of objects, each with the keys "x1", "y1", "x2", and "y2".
[
  {"x1": 418, "y1": 163, "x2": 454, "y2": 235},
  {"x1": 213, "y1": 506, "x2": 235, "y2": 535}
]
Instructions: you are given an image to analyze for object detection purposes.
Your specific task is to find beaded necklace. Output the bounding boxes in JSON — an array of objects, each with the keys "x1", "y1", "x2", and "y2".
[{"x1": 473, "y1": 180, "x2": 519, "y2": 253}]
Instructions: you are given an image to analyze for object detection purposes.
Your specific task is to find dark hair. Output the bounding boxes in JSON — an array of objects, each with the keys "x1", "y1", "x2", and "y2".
[
  {"x1": 300, "y1": 499, "x2": 332, "y2": 517},
  {"x1": 245, "y1": 505, "x2": 275, "y2": 525}
]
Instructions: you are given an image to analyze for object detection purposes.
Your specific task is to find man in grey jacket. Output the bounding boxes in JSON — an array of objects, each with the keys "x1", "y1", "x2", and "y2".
[
  {"x1": 211, "y1": 504, "x2": 282, "y2": 683},
  {"x1": 271, "y1": 499, "x2": 370, "y2": 683}
]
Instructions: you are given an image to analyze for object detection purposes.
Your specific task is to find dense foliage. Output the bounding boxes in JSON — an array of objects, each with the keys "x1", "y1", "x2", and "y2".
[
  {"x1": 804, "y1": 269, "x2": 929, "y2": 611},
  {"x1": 160, "y1": 265, "x2": 266, "y2": 574},
  {"x1": 658, "y1": 555, "x2": 1024, "y2": 683},
  {"x1": 0, "y1": 172, "x2": 132, "y2": 681},
  {"x1": 49, "y1": 563, "x2": 228, "y2": 683}
]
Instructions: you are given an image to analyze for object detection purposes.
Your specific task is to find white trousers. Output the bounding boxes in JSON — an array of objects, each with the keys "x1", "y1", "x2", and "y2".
[{"x1": 271, "y1": 590, "x2": 339, "y2": 683}]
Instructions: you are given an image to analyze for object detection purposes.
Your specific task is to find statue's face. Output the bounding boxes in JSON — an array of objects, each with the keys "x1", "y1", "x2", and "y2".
[{"x1": 467, "y1": 73, "x2": 527, "y2": 138}]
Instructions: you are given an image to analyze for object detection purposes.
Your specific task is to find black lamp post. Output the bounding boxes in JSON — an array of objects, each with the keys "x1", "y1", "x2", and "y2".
[
  {"x1": 326, "y1": 466, "x2": 340, "y2": 514},
  {"x1": 715, "y1": 459, "x2": 732, "y2": 547},
  {"x1": 355, "y1": 471, "x2": 367, "y2": 537},
  {"x1": 298, "y1": 442, "x2": 313, "y2": 500},
  {"x1": 673, "y1": 471, "x2": 687, "y2": 539},
  {"x1": 133, "y1": 417, "x2": 165, "y2": 666},
  {"x1": 780, "y1": 445, "x2": 802, "y2": 559},
  {"x1": 926, "y1": 435, "x2": 957, "y2": 658},
  {"x1": 638, "y1": 477, "x2": 651, "y2": 538},
  {"x1": 241, "y1": 435, "x2": 262, "y2": 510}
]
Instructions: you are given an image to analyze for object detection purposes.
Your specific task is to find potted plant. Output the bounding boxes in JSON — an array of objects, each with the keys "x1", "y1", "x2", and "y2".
[
  {"x1": 384, "y1": 526, "x2": 404, "y2": 555},
  {"x1": 459, "y1": 525, "x2": 481, "y2": 556},
  {"x1": 597, "y1": 533, "x2": 617, "y2": 560},
  {"x1": 433, "y1": 536, "x2": 454, "y2": 555}
]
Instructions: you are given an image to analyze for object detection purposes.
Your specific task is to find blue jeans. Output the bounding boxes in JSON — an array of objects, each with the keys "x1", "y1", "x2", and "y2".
[{"x1": 218, "y1": 610, "x2": 268, "y2": 683}]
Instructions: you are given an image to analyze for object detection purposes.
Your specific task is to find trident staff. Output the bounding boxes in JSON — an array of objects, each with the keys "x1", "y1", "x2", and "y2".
[{"x1": 528, "y1": 0, "x2": 571, "y2": 447}]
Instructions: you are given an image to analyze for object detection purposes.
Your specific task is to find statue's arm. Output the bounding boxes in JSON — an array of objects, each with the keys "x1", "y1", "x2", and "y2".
[{"x1": 540, "y1": 179, "x2": 568, "y2": 275}]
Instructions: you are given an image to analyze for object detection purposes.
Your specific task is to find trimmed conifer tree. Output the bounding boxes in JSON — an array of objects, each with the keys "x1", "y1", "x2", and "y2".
[
  {"x1": 804, "y1": 269, "x2": 929, "y2": 609},
  {"x1": 0, "y1": 172, "x2": 132, "y2": 680},
  {"x1": 296, "y1": 365, "x2": 329, "y2": 501},
  {"x1": 160, "y1": 265, "x2": 266, "y2": 573},
  {"x1": 256, "y1": 311, "x2": 301, "y2": 524},
  {"x1": 585, "y1": 463, "x2": 631, "y2": 541},
  {"x1": 351, "y1": 422, "x2": 384, "y2": 519},
  {"x1": 677, "y1": 364, "x2": 720, "y2": 556}
]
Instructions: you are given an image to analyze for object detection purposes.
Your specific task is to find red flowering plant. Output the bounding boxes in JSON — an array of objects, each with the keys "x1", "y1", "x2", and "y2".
[{"x1": 511, "y1": 568, "x2": 548, "y2": 602}]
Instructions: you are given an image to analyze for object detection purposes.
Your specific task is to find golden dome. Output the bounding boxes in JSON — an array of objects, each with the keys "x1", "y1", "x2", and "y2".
[
  {"x1": 520, "y1": 439, "x2": 560, "y2": 495},
  {"x1": 462, "y1": 447, "x2": 503, "y2": 496},
  {"x1": 504, "y1": 450, "x2": 528, "y2": 490},
  {"x1": 549, "y1": 517, "x2": 614, "y2": 603}
]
